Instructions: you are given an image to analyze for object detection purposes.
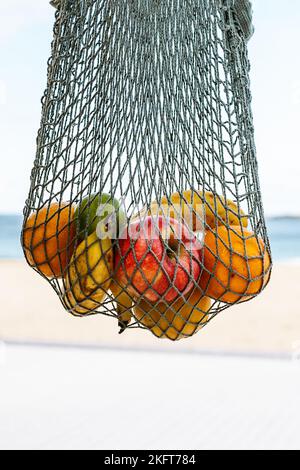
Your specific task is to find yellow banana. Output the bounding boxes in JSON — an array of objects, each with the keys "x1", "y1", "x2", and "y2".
[
  {"x1": 110, "y1": 281, "x2": 134, "y2": 332},
  {"x1": 135, "y1": 189, "x2": 248, "y2": 230},
  {"x1": 63, "y1": 232, "x2": 113, "y2": 315},
  {"x1": 134, "y1": 287, "x2": 211, "y2": 341},
  {"x1": 63, "y1": 279, "x2": 102, "y2": 315}
]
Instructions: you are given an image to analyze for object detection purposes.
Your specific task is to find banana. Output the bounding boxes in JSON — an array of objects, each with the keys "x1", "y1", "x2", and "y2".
[
  {"x1": 110, "y1": 281, "x2": 134, "y2": 332},
  {"x1": 63, "y1": 278, "x2": 102, "y2": 315},
  {"x1": 135, "y1": 190, "x2": 248, "y2": 230},
  {"x1": 134, "y1": 288, "x2": 211, "y2": 341},
  {"x1": 63, "y1": 232, "x2": 113, "y2": 315}
]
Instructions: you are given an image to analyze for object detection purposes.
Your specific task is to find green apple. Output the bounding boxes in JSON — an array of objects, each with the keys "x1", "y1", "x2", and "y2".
[{"x1": 75, "y1": 193, "x2": 126, "y2": 240}]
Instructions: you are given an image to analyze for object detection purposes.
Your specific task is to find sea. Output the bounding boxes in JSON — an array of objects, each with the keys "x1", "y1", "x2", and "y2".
[{"x1": 0, "y1": 215, "x2": 299, "y2": 262}]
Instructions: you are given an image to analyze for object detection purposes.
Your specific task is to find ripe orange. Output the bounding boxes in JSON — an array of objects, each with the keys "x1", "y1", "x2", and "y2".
[
  {"x1": 199, "y1": 225, "x2": 271, "y2": 304},
  {"x1": 134, "y1": 288, "x2": 211, "y2": 340},
  {"x1": 23, "y1": 202, "x2": 76, "y2": 278}
]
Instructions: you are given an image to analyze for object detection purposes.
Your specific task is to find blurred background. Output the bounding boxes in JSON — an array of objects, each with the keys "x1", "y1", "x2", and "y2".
[{"x1": 0, "y1": 0, "x2": 300, "y2": 450}]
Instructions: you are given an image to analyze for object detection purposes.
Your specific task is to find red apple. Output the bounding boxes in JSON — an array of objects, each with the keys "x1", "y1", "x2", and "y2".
[{"x1": 114, "y1": 216, "x2": 202, "y2": 302}]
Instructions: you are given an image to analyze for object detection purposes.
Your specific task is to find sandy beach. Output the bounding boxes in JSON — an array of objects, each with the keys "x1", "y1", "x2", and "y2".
[{"x1": 0, "y1": 259, "x2": 299, "y2": 355}]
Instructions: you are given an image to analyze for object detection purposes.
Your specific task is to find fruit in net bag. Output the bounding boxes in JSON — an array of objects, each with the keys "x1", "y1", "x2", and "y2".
[
  {"x1": 134, "y1": 287, "x2": 211, "y2": 341},
  {"x1": 23, "y1": 203, "x2": 76, "y2": 278},
  {"x1": 64, "y1": 231, "x2": 113, "y2": 315},
  {"x1": 75, "y1": 193, "x2": 126, "y2": 241},
  {"x1": 114, "y1": 216, "x2": 203, "y2": 303},
  {"x1": 136, "y1": 189, "x2": 248, "y2": 231},
  {"x1": 200, "y1": 225, "x2": 271, "y2": 304}
]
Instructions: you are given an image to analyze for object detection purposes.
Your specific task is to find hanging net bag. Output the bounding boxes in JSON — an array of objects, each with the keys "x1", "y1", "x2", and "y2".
[{"x1": 22, "y1": 0, "x2": 272, "y2": 341}]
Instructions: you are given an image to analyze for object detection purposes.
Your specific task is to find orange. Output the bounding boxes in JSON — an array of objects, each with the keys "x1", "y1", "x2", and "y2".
[
  {"x1": 134, "y1": 287, "x2": 211, "y2": 340},
  {"x1": 199, "y1": 225, "x2": 271, "y2": 304},
  {"x1": 23, "y1": 202, "x2": 76, "y2": 278}
]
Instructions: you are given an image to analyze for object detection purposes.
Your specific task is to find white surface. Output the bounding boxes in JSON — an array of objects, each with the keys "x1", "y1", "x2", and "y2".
[{"x1": 0, "y1": 344, "x2": 300, "y2": 450}]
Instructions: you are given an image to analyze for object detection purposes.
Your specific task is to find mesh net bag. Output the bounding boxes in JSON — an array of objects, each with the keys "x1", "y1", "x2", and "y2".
[{"x1": 22, "y1": 0, "x2": 272, "y2": 341}]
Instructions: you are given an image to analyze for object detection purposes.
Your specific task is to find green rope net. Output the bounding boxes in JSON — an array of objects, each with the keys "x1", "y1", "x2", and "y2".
[{"x1": 22, "y1": 0, "x2": 272, "y2": 340}]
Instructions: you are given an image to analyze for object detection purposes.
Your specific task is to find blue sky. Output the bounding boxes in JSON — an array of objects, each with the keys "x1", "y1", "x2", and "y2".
[
  {"x1": 0, "y1": 0, "x2": 299, "y2": 216},
  {"x1": 249, "y1": 0, "x2": 300, "y2": 216}
]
